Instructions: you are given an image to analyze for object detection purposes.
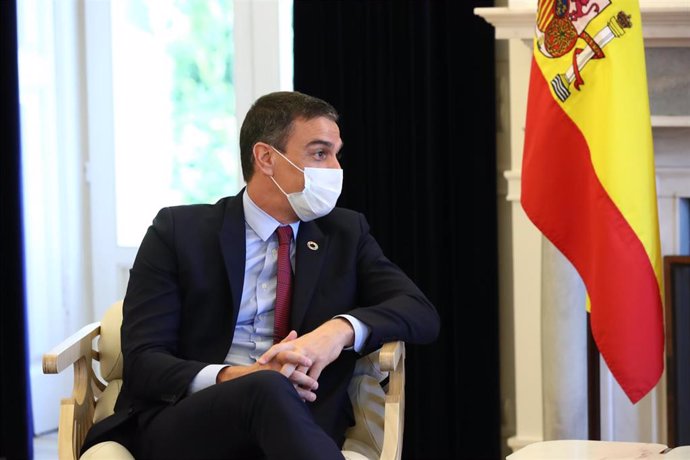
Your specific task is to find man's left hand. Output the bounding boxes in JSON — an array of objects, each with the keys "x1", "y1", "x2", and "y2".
[{"x1": 258, "y1": 318, "x2": 355, "y2": 387}]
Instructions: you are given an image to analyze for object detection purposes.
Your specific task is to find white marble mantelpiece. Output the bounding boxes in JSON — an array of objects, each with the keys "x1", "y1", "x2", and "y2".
[{"x1": 475, "y1": 1, "x2": 690, "y2": 46}]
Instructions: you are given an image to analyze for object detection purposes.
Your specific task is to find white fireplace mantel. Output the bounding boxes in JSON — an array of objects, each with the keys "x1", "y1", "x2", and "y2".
[{"x1": 475, "y1": 1, "x2": 690, "y2": 46}]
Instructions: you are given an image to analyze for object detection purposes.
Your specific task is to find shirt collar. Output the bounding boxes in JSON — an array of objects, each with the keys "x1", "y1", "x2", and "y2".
[{"x1": 243, "y1": 190, "x2": 299, "y2": 242}]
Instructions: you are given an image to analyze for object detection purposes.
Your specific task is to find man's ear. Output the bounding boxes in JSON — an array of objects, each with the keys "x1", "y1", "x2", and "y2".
[{"x1": 253, "y1": 142, "x2": 275, "y2": 176}]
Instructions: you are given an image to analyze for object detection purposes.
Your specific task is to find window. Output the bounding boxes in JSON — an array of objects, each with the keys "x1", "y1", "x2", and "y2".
[
  {"x1": 111, "y1": 0, "x2": 242, "y2": 246},
  {"x1": 87, "y1": 0, "x2": 294, "y2": 311},
  {"x1": 680, "y1": 198, "x2": 689, "y2": 255}
]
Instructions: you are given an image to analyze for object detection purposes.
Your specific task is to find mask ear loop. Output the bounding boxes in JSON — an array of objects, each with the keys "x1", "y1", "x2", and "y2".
[
  {"x1": 270, "y1": 145, "x2": 305, "y2": 173},
  {"x1": 269, "y1": 146, "x2": 300, "y2": 197},
  {"x1": 270, "y1": 176, "x2": 290, "y2": 197}
]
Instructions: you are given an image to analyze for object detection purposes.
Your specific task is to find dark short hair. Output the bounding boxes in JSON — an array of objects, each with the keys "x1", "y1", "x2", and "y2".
[{"x1": 239, "y1": 91, "x2": 339, "y2": 182}]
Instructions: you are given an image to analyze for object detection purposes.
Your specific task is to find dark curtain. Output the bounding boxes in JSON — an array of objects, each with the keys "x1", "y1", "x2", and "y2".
[
  {"x1": 294, "y1": 1, "x2": 500, "y2": 459},
  {"x1": 0, "y1": 0, "x2": 33, "y2": 459}
]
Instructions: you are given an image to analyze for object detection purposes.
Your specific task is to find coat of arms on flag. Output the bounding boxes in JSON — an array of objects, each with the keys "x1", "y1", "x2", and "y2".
[{"x1": 536, "y1": 0, "x2": 637, "y2": 101}]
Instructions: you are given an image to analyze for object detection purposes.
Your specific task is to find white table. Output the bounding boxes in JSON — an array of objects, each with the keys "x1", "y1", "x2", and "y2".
[{"x1": 507, "y1": 440, "x2": 690, "y2": 459}]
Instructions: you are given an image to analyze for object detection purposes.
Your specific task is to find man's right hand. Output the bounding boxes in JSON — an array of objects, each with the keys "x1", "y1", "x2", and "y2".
[{"x1": 215, "y1": 331, "x2": 319, "y2": 402}]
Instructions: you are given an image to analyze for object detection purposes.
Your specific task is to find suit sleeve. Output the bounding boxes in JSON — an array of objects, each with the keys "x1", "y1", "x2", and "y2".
[
  {"x1": 120, "y1": 207, "x2": 207, "y2": 405},
  {"x1": 347, "y1": 213, "x2": 440, "y2": 355}
]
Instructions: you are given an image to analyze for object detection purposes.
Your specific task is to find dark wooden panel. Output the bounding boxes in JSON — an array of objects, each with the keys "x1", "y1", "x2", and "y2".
[{"x1": 664, "y1": 256, "x2": 690, "y2": 447}]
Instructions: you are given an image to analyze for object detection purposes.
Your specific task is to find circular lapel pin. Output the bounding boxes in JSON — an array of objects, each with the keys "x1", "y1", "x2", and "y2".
[{"x1": 307, "y1": 241, "x2": 319, "y2": 251}]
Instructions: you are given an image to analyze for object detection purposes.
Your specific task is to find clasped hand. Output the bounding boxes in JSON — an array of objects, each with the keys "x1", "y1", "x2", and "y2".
[
  {"x1": 216, "y1": 318, "x2": 354, "y2": 401},
  {"x1": 257, "y1": 318, "x2": 355, "y2": 402}
]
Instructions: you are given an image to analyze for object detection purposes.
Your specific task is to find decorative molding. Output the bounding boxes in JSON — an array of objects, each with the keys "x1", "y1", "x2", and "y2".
[
  {"x1": 652, "y1": 116, "x2": 690, "y2": 128},
  {"x1": 504, "y1": 170, "x2": 522, "y2": 203},
  {"x1": 497, "y1": 169, "x2": 509, "y2": 197},
  {"x1": 474, "y1": 7, "x2": 534, "y2": 41},
  {"x1": 474, "y1": 1, "x2": 690, "y2": 47}
]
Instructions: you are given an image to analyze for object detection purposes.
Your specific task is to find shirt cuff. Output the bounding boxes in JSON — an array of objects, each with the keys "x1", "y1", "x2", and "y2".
[
  {"x1": 188, "y1": 364, "x2": 228, "y2": 395},
  {"x1": 335, "y1": 314, "x2": 371, "y2": 353}
]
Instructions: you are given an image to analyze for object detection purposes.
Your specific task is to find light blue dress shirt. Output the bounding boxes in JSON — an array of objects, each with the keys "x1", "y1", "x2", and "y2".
[{"x1": 189, "y1": 192, "x2": 370, "y2": 393}]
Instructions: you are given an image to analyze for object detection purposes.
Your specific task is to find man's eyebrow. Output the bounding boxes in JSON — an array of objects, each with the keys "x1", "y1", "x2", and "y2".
[
  {"x1": 305, "y1": 140, "x2": 334, "y2": 148},
  {"x1": 305, "y1": 140, "x2": 344, "y2": 151}
]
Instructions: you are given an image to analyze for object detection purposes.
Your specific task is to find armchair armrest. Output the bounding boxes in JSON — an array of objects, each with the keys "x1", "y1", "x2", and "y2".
[
  {"x1": 43, "y1": 322, "x2": 101, "y2": 374},
  {"x1": 378, "y1": 341, "x2": 405, "y2": 460},
  {"x1": 379, "y1": 341, "x2": 403, "y2": 373},
  {"x1": 43, "y1": 321, "x2": 103, "y2": 460}
]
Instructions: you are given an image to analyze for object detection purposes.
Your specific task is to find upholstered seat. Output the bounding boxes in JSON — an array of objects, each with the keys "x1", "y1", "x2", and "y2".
[{"x1": 43, "y1": 301, "x2": 406, "y2": 460}]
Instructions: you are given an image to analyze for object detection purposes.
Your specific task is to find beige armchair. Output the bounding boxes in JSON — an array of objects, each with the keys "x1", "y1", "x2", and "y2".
[{"x1": 43, "y1": 301, "x2": 406, "y2": 460}]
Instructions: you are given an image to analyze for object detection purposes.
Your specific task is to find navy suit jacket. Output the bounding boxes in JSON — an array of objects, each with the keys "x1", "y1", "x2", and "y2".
[{"x1": 84, "y1": 191, "x2": 439, "y2": 454}]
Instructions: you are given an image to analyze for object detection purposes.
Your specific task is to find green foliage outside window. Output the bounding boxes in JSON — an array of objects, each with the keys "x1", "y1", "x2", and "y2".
[
  {"x1": 126, "y1": 0, "x2": 239, "y2": 205},
  {"x1": 167, "y1": 0, "x2": 238, "y2": 204}
]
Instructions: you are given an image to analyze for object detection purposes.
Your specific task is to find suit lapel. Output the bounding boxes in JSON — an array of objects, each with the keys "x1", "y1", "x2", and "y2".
[
  {"x1": 218, "y1": 192, "x2": 246, "y2": 316},
  {"x1": 292, "y1": 220, "x2": 328, "y2": 332}
]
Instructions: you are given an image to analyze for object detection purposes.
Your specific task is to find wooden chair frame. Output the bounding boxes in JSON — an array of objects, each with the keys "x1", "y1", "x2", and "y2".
[
  {"x1": 43, "y1": 322, "x2": 103, "y2": 460},
  {"x1": 44, "y1": 322, "x2": 405, "y2": 460}
]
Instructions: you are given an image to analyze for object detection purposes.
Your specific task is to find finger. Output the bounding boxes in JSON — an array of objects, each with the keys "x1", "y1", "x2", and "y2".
[
  {"x1": 294, "y1": 385, "x2": 317, "y2": 402},
  {"x1": 276, "y1": 351, "x2": 312, "y2": 368},
  {"x1": 294, "y1": 365, "x2": 316, "y2": 388},
  {"x1": 258, "y1": 341, "x2": 296, "y2": 364},
  {"x1": 308, "y1": 362, "x2": 326, "y2": 382},
  {"x1": 280, "y1": 362, "x2": 297, "y2": 377},
  {"x1": 288, "y1": 370, "x2": 318, "y2": 391},
  {"x1": 280, "y1": 330, "x2": 298, "y2": 343},
  {"x1": 296, "y1": 364, "x2": 309, "y2": 375}
]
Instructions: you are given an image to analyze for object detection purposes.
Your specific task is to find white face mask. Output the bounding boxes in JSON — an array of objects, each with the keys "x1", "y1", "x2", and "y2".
[{"x1": 269, "y1": 146, "x2": 343, "y2": 222}]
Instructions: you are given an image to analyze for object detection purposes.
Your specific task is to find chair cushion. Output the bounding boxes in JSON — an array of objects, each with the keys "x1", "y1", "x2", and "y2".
[
  {"x1": 342, "y1": 374, "x2": 386, "y2": 460},
  {"x1": 341, "y1": 449, "x2": 373, "y2": 460},
  {"x1": 80, "y1": 441, "x2": 135, "y2": 460},
  {"x1": 99, "y1": 301, "x2": 124, "y2": 381},
  {"x1": 93, "y1": 378, "x2": 122, "y2": 423},
  {"x1": 352, "y1": 348, "x2": 387, "y2": 382}
]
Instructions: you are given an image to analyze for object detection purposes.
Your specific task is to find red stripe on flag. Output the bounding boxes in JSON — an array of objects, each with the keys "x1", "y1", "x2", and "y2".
[
  {"x1": 537, "y1": 0, "x2": 554, "y2": 31},
  {"x1": 521, "y1": 58, "x2": 664, "y2": 403}
]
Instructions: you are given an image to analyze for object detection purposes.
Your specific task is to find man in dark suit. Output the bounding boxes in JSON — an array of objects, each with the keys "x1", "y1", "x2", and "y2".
[{"x1": 83, "y1": 91, "x2": 439, "y2": 459}]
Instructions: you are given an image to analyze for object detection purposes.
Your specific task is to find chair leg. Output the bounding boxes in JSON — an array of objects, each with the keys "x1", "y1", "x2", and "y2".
[
  {"x1": 57, "y1": 356, "x2": 97, "y2": 460},
  {"x1": 58, "y1": 400, "x2": 77, "y2": 460}
]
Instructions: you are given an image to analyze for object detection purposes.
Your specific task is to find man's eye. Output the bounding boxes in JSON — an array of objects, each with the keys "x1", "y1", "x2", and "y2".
[{"x1": 314, "y1": 150, "x2": 327, "y2": 160}]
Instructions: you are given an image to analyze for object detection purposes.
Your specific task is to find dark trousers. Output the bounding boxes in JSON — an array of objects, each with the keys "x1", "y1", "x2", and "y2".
[{"x1": 139, "y1": 370, "x2": 345, "y2": 460}]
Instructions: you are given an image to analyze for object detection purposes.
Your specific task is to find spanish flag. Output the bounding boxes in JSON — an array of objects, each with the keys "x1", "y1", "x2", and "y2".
[{"x1": 521, "y1": 0, "x2": 663, "y2": 403}]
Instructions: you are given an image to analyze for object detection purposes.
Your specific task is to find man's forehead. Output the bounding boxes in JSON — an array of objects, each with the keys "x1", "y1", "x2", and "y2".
[{"x1": 290, "y1": 117, "x2": 342, "y2": 149}]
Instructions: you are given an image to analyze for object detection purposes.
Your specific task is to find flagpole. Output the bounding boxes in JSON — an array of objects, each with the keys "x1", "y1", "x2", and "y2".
[{"x1": 587, "y1": 313, "x2": 601, "y2": 440}]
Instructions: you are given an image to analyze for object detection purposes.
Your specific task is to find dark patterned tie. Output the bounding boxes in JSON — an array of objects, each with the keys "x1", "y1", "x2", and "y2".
[{"x1": 273, "y1": 225, "x2": 293, "y2": 343}]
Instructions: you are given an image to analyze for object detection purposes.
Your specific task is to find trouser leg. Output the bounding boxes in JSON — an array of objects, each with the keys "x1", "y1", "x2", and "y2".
[{"x1": 140, "y1": 370, "x2": 344, "y2": 460}]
